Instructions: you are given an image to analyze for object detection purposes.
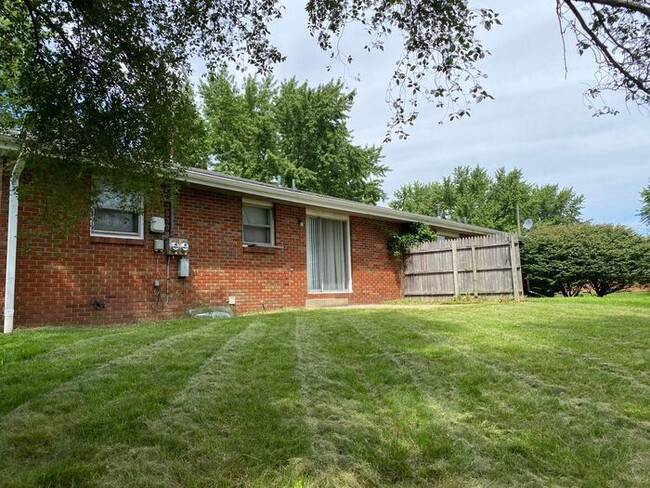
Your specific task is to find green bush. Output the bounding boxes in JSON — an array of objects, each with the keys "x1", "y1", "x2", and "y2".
[
  {"x1": 388, "y1": 221, "x2": 437, "y2": 258},
  {"x1": 521, "y1": 223, "x2": 650, "y2": 297}
]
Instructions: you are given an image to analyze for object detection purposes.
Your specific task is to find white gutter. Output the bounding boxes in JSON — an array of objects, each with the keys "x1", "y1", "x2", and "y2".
[
  {"x1": 0, "y1": 133, "x2": 20, "y2": 152},
  {"x1": 3, "y1": 153, "x2": 25, "y2": 333}
]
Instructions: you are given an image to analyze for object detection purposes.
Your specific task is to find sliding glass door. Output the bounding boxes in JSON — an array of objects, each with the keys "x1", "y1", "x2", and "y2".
[{"x1": 307, "y1": 216, "x2": 350, "y2": 292}]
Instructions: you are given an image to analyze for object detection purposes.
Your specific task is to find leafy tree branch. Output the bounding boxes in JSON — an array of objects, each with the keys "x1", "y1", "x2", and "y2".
[
  {"x1": 0, "y1": 0, "x2": 648, "y2": 230},
  {"x1": 576, "y1": 0, "x2": 650, "y2": 17},
  {"x1": 559, "y1": 0, "x2": 650, "y2": 113}
]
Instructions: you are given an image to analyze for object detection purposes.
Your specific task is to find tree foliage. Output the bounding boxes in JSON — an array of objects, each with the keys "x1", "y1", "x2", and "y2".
[
  {"x1": 0, "y1": 0, "x2": 648, "y2": 220},
  {"x1": 390, "y1": 166, "x2": 584, "y2": 232},
  {"x1": 388, "y1": 222, "x2": 437, "y2": 258},
  {"x1": 201, "y1": 70, "x2": 388, "y2": 204},
  {"x1": 558, "y1": 1, "x2": 650, "y2": 115},
  {"x1": 640, "y1": 180, "x2": 650, "y2": 225},
  {"x1": 521, "y1": 223, "x2": 650, "y2": 297}
]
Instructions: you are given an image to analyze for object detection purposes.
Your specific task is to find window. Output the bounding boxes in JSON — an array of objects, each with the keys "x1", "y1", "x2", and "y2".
[
  {"x1": 91, "y1": 186, "x2": 143, "y2": 239},
  {"x1": 307, "y1": 216, "x2": 350, "y2": 292},
  {"x1": 243, "y1": 202, "x2": 274, "y2": 246}
]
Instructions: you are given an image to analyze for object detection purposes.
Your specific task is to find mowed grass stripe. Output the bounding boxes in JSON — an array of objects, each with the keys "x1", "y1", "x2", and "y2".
[
  {"x1": 405, "y1": 307, "x2": 650, "y2": 416},
  {"x1": 1, "y1": 321, "x2": 180, "y2": 366},
  {"x1": 354, "y1": 309, "x2": 647, "y2": 487},
  {"x1": 0, "y1": 327, "x2": 118, "y2": 364},
  {"x1": 338, "y1": 312, "x2": 492, "y2": 483},
  {"x1": 294, "y1": 311, "x2": 387, "y2": 487},
  {"x1": 294, "y1": 311, "x2": 382, "y2": 486},
  {"x1": 350, "y1": 310, "x2": 576, "y2": 484},
  {"x1": 294, "y1": 311, "x2": 472, "y2": 487},
  {"x1": 0, "y1": 320, "x2": 204, "y2": 414},
  {"x1": 384, "y1": 307, "x2": 640, "y2": 406},
  {"x1": 399, "y1": 309, "x2": 650, "y2": 400},
  {"x1": 0, "y1": 320, "x2": 247, "y2": 488},
  {"x1": 455, "y1": 301, "x2": 650, "y2": 366},
  {"x1": 101, "y1": 314, "x2": 310, "y2": 488},
  {"x1": 380, "y1": 304, "x2": 649, "y2": 396},
  {"x1": 94, "y1": 319, "x2": 260, "y2": 488}
]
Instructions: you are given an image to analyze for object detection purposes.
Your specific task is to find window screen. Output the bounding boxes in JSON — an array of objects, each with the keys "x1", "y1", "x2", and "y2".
[
  {"x1": 243, "y1": 204, "x2": 273, "y2": 245},
  {"x1": 92, "y1": 187, "x2": 142, "y2": 237}
]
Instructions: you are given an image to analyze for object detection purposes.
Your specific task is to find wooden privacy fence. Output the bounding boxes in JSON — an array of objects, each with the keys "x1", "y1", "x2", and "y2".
[{"x1": 403, "y1": 234, "x2": 523, "y2": 300}]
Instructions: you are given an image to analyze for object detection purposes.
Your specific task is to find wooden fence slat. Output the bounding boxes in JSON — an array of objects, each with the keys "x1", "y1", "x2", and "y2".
[
  {"x1": 471, "y1": 245, "x2": 478, "y2": 297},
  {"x1": 509, "y1": 235, "x2": 521, "y2": 301},
  {"x1": 404, "y1": 233, "x2": 523, "y2": 300},
  {"x1": 451, "y1": 241, "x2": 459, "y2": 298}
]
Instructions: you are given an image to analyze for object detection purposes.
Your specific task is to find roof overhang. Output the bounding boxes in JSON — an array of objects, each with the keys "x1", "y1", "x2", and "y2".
[
  {"x1": 0, "y1": 132, "x2": 500, "y2": 236},
  {"x1": 184, "y1": 168, "x2": 500, "y2": 236},
  {"x1": 0, "y1": 132, "x2": 20, "y2": 152}
]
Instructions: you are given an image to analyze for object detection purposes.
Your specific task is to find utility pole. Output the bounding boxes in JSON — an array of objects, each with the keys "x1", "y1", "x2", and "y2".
[{"x1": 516, "y1": 204, "x2": 521, "y2": 235}]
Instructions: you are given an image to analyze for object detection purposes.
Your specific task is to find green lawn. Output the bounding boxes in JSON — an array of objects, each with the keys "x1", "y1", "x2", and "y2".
[{"x1": 0, "y1": 293, "x2": 648, "y2": 487}]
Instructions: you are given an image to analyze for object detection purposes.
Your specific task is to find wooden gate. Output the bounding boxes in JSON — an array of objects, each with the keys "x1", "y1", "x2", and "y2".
[{"x1": 403, "y1": 234, "x2": 523, "y2": 300}]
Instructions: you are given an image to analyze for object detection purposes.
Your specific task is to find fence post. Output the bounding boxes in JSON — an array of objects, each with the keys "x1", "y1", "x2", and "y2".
[
  {"x1": 508, "y1": 235, "x2": 520, "y2": 301},
  {"x1": 451, "y1": 241, "x2": 460, "y2": 298},
  {"x1": 471, "y1": 245, "x2": 478, "y2": 297}
]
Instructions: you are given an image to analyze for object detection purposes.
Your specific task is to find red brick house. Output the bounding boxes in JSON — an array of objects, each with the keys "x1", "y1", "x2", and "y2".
[{"x1": 0, "y1": 141, "x2": 497, "y2": 329}]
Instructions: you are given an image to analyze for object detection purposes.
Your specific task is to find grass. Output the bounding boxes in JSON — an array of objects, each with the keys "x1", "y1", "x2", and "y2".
[{"x1": 0, "y1": 293, "x2": 648, "y2": 487}]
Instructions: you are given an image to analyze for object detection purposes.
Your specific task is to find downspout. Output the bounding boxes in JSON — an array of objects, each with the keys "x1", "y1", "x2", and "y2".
[{"x1": 4, "y1": 153, "x2": 25, "y2": 333}]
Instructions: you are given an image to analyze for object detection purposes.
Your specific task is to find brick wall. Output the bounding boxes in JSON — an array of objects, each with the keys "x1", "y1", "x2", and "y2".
[
  {"x1": 0, "y1": 180, "x2": 403, "y2": 328},
  {"x1": 348, "y1": 216, "x2": 402, "y2": 304}
]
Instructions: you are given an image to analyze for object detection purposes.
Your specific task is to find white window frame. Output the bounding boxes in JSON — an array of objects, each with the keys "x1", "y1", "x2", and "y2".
[
  {"x1": 242, "y1": 199, "x2": 275, "y2": 246},
  {"x1": 90, "y1": 185, "x2": 144, "y2": 240},
  {"x1": 306, "y1": 210, "x2": 352, "y2": 294}
]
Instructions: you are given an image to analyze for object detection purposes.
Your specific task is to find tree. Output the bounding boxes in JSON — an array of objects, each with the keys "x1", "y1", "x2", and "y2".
[
  {"x1": 521, "y1": 225, "x2": 590, "y2": 297},
  {"x1": 1, "y1": 1, "x2": 648, "y2": 211},
  {"x1": 201, "y1": 70, "x2": 388, "y2": 204},
  {"x1": 390, "y1": 166, "x2": 584, "y2": 232},
  {"x1": 558, "y1": 1, "x2": 650, "y2": 115},
  {"x1": 522, "y1": 223, "x2": 650, "y2": 297},
  {"x1": 640, "y1": 180, "x2": 650, "y2": 226}
]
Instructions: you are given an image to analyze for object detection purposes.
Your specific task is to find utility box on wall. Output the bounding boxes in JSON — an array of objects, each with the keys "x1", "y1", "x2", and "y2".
[
  {"x1": 153, "y1": 239, "x2": 164, "y2": 253},
  {"x1": 150, "y1": 217, "x2": 165, "y2": 234},
  {"x1": 178, "y1": 258, "x2": 190, "y2": 278}
]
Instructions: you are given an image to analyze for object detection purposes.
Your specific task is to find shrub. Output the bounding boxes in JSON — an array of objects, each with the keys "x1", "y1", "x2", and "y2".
[
  {"x1": 388, "y1": 221, "x2": 437, "y2": 258},
  {"x1": 521, "y1": 223, "x2": 650, "y2": 297}
]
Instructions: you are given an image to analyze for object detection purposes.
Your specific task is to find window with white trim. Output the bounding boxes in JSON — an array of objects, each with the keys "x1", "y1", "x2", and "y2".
[
  {"x1": 307, "y1": 216, "x2": 350, "y2": 292},
  {"x1": 242, "y1": 202, "x2": 274, "y2": 246},
  {"x1": 91, "y1": 185, "x2": 144, "y2": 239}
]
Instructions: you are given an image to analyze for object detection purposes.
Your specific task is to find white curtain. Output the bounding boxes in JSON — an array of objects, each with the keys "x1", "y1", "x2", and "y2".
[
  {"x1": 307, "y1": 217, "x2": 349, "y2": 291},
  {"x1": 307, "y1": 217, "x2": 321, "y2": 290}
]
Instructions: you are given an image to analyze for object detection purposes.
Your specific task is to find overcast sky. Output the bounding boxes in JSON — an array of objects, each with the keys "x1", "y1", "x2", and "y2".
[{"x1": 196, "y1": 2, "x2": 650, "y2": 233}]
